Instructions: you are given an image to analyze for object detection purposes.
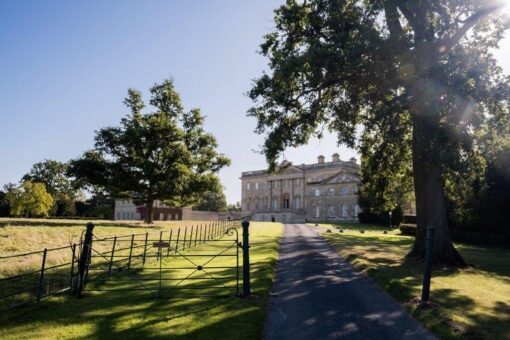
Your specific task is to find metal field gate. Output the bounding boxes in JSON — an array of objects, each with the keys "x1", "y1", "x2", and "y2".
[{"x1": 76, "y1": 220, "x2": 247, "y2": 298}]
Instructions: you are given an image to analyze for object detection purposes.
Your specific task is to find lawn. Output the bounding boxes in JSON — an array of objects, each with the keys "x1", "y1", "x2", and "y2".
[
  {"x1": 308, "y1": 221, "x2": 391, "y2": 232},
  {"x1": 0, "y1": 221, "x2": 283, "y2": 339},
  {"x1": 319, "y1": 224, "x2": 510, "y2": 340}
]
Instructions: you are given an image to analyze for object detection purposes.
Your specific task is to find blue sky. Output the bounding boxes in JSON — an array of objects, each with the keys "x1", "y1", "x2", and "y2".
[{"x1": 1, "y1": 1, "x2": 509, "y2": 204}]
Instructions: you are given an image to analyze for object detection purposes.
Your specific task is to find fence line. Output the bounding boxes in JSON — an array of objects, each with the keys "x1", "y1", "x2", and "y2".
[{"x1": 0, "y1": 219, "x2": 243, "y2": 313}]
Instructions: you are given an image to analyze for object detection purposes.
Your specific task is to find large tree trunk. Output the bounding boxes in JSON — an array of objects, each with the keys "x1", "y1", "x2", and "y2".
[
  {"x1": 145, "y1": 199, "x2": 154, "y2": 224},
  {"x1": 407, "y1": 109, "x2": 466, "y2": 266}
]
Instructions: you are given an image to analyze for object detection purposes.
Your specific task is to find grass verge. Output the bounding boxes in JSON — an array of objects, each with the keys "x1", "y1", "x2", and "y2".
[
  {"x1": 320, "y1": 224, "x2": 510, "y2": 339},
  {"x1": 0, "y1": 221, "x2": 283, "y2": 339}
]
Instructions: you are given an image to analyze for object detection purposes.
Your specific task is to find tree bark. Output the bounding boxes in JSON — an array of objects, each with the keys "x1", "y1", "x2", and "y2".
[
  {"x1": 407, "y1": 99, "x2": 466, "y2": 266},
  {"x1": 145, "y1": 199, "x2": 154, "y2": 224}
]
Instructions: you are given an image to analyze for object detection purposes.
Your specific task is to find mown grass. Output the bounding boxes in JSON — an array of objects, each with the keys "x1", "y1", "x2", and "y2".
[
  {"x1": 0, "y1": 221, "x2": 283, "y2": 339},
  {"x1": 319, "y1": 224, "x2": 510, "y2": 340},
  {"x1": 308, "y1": 221, "x2": 390, "y2": 232}
]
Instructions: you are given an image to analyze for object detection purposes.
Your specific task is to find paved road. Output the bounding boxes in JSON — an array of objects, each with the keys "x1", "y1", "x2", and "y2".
[{"x1": 264, "y1": 224, "x2": 434, "y2": 340}]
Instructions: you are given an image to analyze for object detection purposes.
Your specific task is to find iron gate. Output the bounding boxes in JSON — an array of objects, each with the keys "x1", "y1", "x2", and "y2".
[{"x1": 75, "y1": 220, "x2": 247, "y2": 298}]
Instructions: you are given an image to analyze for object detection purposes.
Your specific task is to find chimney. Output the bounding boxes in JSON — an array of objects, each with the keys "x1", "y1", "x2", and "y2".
[
  {"x1": 332, "y1": 153, "x2": 340, "y2": 162},
  {"x1": 350, "y1": 157, "x2": 357, "y2": 164},
  {"x1": 318, "y1": 155, "x2": 325, "y2": 164}
]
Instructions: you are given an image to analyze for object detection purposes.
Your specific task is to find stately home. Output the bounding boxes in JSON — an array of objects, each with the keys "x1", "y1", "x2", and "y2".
[{"x1": 241, "y1": 154, "x2": 361, "y2": 223}]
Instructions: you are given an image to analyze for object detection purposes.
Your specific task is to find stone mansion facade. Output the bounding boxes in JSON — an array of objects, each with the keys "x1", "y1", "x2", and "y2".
[{"x1": 241, "y1": 154, "x2": 361, "y2": 223}]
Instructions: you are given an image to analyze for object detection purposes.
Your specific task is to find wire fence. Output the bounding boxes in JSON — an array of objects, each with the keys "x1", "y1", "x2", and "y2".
[{"x1": 0, "y1": 219, "x2": 243, "y2": 313}]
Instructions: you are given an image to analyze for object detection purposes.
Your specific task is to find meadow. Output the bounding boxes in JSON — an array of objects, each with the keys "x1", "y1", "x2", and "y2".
[{"x1": 0, "y1": 218, "x2": 213, "y2": 278}]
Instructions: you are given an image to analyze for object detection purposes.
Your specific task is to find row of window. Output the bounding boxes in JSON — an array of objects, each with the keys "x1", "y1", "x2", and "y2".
[
  {"x1": 311, "y1": 187, "x2": 358, "y2": 196},
  {"x1": 116, "y1": 211, "x2": 138, "y2": 220},
  {"x1": 246, "y1": 178, "x2": 303, "y2": 190},
  {"x1": 314, "y1": 204, "x2": 361, "y2": 218},
  {"x1": 116, "y1": 200, "x2": 134, "y2": 207},
  {"x1": 244, "y1": 196, "x2": 302, "y2": 211}
]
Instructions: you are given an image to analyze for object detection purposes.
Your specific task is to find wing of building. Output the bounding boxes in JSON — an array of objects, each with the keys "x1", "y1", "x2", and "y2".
[
  {"x1": 114, "y1": 200, "x2": 219, "y2": 221},
  {"x1": 241, "y1": 154, "x2": 361, "y2": 223}
]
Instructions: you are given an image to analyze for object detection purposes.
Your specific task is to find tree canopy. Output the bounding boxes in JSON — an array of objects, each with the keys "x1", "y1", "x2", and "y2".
[
  {"x1": 6, "y1": 181, "x2": 54, "y2": 217},
  {"x1": 69, "y1": 79, "x2": 230, "y2": 223},
  {"x1": 249, "y1": 0, "x2": 510, "y2": 265},
  {"x1": 193, "y1": 180, "x2": 228, "y2": 212},
  {"x1": 22, "y1": 159, "x2": 77, "y2": 216}
]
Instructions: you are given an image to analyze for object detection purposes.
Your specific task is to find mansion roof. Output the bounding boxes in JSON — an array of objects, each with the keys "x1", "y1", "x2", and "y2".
[{"x1": 241, "y1": 158, "x2": 360, "y2": 179}]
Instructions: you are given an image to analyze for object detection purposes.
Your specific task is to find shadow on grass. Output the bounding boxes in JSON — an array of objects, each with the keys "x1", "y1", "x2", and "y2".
[
  {"x1": 0, "y1": 239, "x2": 280, "y2": 340},
  {"x1": 313, "y1": 222, "x2": 391, "y2": 232},
  {"x1": 324, "y1": 232, "x2": 510, "y2": 339}
]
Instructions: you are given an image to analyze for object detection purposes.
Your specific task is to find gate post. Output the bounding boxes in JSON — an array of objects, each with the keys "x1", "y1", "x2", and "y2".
[
  {"x1": 421, "y1": 225, "x2": 435, "y2": 302},
  {"x1": 75, "y1": 222, "x2": 94, "y2": 297},
  {"x1": 242, "y1": 219, "x2": 251, "y2": 297}
]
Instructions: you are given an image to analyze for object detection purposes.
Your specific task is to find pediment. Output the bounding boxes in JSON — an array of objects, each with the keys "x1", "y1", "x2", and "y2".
[
  {"x1": 323, "y1": 171, "x2": 359, "y2": 184},
  {"x1": 282, "y1": 166, "x2": 304, "y2": 174}
]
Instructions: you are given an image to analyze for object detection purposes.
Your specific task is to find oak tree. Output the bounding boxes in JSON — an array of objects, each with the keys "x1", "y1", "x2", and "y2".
[
  {"x1": 70, "y1": 79, "x2": 230, "y2": 223},
  {"x1": 249, "y1": 0, "x2": 510, "y2": 265}
]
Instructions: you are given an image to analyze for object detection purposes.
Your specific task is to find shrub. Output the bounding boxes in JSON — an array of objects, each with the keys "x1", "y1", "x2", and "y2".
[{"x1": 358, "y1": 206, "x2": 404, "y2": 226}]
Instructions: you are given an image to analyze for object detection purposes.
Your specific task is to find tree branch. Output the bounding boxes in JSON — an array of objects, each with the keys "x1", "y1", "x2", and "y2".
[
  {"x1": 384, "y1": 1, "x2": 404, "y2": 38},
  {"x1": 438, "y1": 5, "x2": 502, "y2": 55}
]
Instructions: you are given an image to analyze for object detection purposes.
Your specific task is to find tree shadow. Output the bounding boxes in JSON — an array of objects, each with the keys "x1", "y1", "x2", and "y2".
[
  {"x1": 0, "y1": 236, "x2": 281, "y2": 339},
  {"x1": 324, "y1": 231, "x2": 510, "y2": 339}
]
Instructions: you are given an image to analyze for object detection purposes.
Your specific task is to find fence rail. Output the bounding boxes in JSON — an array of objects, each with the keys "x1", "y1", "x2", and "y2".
[{"x1": 0, "y1": 219, "x2": 247, "y2": 313}]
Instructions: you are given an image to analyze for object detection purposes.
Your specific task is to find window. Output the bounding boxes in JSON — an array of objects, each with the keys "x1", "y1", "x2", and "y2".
[
  {"x1": 314, "y1": 205, "x2": 320, "y2": 218},
  {"x1": 314, "y1": 188, "x2": 320, "y2": 196},
  {"x1": 294, "y1": 196, "x2": 301, "y2": 209},
  {"x1": 340, "y1": 187, "x2": 348, "y2": 195},
  {"x1": 308, "y1": 177, "x2": 312, "y2": 183},
  {"x1": 274, "y1": 181, "x2": 279, "y2": 189},
  {"x1": 328, "y1": 205, "x2": 335, "y2": 218},
  {"x1": 295, "y1": 178, "x2": 301, "y2": 187},
  {"x1": 116, "y1": 212, "x2": 121, "y2": 220},
  {"x1": 246, "y1": 183, "x2": 251, "y2": 190},
  {"x1": 352, "y1": 186, "x2": 358, "y2": 194},
  {"x1": 328, "y1": 188, "x2": 335, "y2": 195},
  {"x1": 341, "y1": 204, "x2": 347, "y2": 217},
  {"x1": 255, "y1": 182, "x2": 259, "y2": 190},
  {"x1": 272, "y1": 197, "x2": 278, "y2": 210}
]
